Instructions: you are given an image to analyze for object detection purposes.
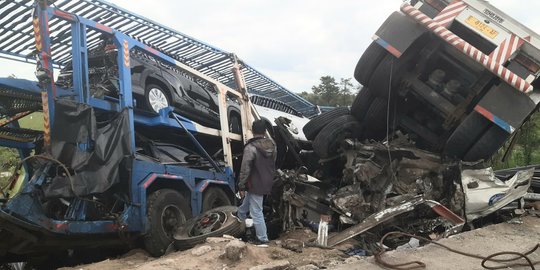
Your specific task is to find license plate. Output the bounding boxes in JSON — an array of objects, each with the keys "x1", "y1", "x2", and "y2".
[{"x1": 465, "y1": 16, "x2": 499, "y2": 39}]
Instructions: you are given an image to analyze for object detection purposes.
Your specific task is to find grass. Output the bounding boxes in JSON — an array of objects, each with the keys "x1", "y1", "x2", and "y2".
[
  {"x1": 0, "y1": 112, "x2": 42, "y2": 189},
  {"x1": 18, "y1": 112, "x2": 43, "y2": 130}
]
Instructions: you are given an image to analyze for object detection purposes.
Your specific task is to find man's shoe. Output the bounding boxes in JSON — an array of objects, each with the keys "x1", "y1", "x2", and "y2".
[{"x1": 249, "y1": 238, "x2": 269, "y2": 247}]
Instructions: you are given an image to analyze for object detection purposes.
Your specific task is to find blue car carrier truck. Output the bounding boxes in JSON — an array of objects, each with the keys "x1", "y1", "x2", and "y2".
[{"x1": 0, "y1": 0, "x2": 273, "y2": 263}]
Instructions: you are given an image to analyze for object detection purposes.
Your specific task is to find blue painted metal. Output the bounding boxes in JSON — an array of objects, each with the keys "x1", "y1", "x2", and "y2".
[
  {"x1": 0, "y1": 140, "x2": 35, "y2": 149},
  {"x1": 0, "y1": 1, "x2": 238, "y2": 243},
  {"x1": 170, "y1": 111, "x2": 223, "y2": 173},
  {"x1": 70, "y1": 18, "x2": 90, "y2": 104},
  {"x1": 0, "y1": 0, "x2": 317, "y2": 116}
]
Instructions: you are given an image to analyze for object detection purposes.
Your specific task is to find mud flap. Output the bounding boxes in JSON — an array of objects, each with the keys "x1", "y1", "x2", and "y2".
[
  {"x1": 373, "y1": 11, "x2": 427, "y2": 58},
  {"x1": 475, "y1": 83, "x2": 536, "y2": 134}
]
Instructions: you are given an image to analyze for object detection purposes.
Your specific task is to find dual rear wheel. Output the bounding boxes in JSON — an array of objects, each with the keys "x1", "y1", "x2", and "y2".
[{"x1": 144, "y1": 187, "x2": 233, "y2": 257}]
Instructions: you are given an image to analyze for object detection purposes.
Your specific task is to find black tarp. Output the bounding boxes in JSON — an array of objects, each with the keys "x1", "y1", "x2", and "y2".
[{"x1": 44, "y1": 99, "x2": 131, "y2": 197}]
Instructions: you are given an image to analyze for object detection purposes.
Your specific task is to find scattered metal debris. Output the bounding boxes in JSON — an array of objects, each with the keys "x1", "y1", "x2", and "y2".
[{"x1": 267, "y1": 133, "x2": 535, "y2": 254}]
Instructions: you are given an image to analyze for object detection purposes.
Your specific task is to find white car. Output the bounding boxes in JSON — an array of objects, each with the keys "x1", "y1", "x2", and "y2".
[{"x1": 250, "y1": 95, "x2": 310, "y2": 142}]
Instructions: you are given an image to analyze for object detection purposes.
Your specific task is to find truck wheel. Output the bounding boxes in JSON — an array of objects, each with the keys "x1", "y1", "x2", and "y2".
[
  {"x1": 368, "y1": 55, "x2": 400, "y2": 98},
  {"x1": 144, "y1": 189, "x2": 191, "y2": 257},
  {"x1": 303, "y1": 107, "x2": 350, "y2": 141},
  {"x1": 145, "y1": 84, "x2": 170, "y2": 113},
  {"x1": 313, "y1": 115, "x2": 362, "y2": 158},
  {"x1": 363, "y1": 97, "x2": 390, "y2": 140},
  {"x1": 351, "y1": 87, "x2": 374, "y2": 121},
  {"x1": 354, "y1": 42, "x2": 388, "y2": 86},
  {"x1": 202, "y1": 187, "x2": 232, "y2": 212},
  {"x1": 463, "y1": 126, "x2": 509, "y2": 162},
  {"x1": 368, "y1": 35, "x2": 426, "y2": 98},
  {"x1": 174, "y1": 206, "x2": 244, "y2": 250},
  {"x1": 444, "y1": 112, "x2": 490, "y2": 159}
]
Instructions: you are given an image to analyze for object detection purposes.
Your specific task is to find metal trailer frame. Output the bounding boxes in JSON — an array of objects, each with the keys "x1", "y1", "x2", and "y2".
[
  {"x1": 0, "y1": 0, "x2": 317, "y2": 117},
  {"x1": 0, "y1": 0, "x2": 259, "y2": 254}
]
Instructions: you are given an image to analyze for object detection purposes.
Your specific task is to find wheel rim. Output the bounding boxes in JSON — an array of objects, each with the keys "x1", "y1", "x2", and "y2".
[
  {"x1": 148, "y1": 88, "x2": 169, "y2": 113},
  {"x1": 189, "y1": 211, "x2": 226, "y2": 236},
  {"x1": 286, "y1": 122, "x2": 299, "y2": 135},
  {"x1": 161, "y1": 205, "x2": 184, "y2": 238}
]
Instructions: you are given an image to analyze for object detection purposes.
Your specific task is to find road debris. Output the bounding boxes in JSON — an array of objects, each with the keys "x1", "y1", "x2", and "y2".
[{"x1": 223, "y1": 240, "x2": 247, "y2": 262}]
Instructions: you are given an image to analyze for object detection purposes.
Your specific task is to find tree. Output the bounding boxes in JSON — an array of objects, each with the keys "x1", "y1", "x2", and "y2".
[
  {"x1": 0, "y1": 147, "x2": 19, "y2": 189},
  {"x1": 338, "y1": 78, "x2": 355, "y2": 106},
  {"x1": 492, "y1": 112, "x2": 540, "y2": 169},
  {"x1": 312, "y1": 76, "x2": 341, "y2": 106},
  {"x1": 300, "y1": 75, "x2": 359, "y2": 107}
]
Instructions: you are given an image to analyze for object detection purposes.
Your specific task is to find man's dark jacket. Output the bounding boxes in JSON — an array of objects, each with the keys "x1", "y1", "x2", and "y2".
[{"x1": 237, "y1": 136, "x2": 277, "y2": 195}]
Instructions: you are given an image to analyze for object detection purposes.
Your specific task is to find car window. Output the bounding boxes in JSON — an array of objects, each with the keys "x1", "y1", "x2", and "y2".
[
  {"x1": 185, "y1": 81, "x2": 212, "y2": 105},
  {"x1": 154, "y1": 145, "x2": 191, "y2": 163}
]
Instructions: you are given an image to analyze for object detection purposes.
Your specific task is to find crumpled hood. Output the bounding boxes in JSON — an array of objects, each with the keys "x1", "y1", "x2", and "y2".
[{"x1": 250, "y1": 137, "x2": 276, "y2": 158}]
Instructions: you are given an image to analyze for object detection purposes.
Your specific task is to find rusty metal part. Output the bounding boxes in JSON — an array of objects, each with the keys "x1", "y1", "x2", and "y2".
[{"x1": 0, "y1": 111, "x2": 33, "y2": 127}]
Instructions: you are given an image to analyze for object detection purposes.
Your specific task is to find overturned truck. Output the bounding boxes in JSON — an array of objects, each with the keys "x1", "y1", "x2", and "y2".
[
  {"x1": 338, "y1": 0, "x2": 540, "y2": 162},
  {"x1": 276, "y1": 0, "x2": 540, "y2": 251}
]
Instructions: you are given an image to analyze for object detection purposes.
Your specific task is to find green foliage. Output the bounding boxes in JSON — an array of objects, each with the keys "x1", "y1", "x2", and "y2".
[
  {"x1": 0, "y1": 113, "x2": 41, "y2": 188},
  {"x1": 0, "y1": 147, "x2": 18, "y2": 188},
  {"x1": 491, "y1": 112, "x2": 540, "y2": 169},
  {"x1": 300, "y1": 76, "x2": 360, "y2": 107},
  {"x1": 19, "y1": 112, "x2": 44, "y2": 131}
]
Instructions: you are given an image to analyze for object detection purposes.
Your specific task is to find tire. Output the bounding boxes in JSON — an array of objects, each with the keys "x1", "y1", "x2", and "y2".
[
  {"x1": 202, "y1": 187, "x2": 233, "y2": 212},
  {"x1": 368, "y1": 55, "x2": 400, "y2": 98},
  {"x1": 144, "y1": 189, "x2": 191, "y2": 257},
  {"x1": 313, "y1": 115, "x2": 362, "y2": 158},
  {"x1": 1, "y1": 263, "x2": 25, "y2": 270},
  {"x1": 362, "y1": 97, "x2": 390, "y2": 140},
  {"x1": 145, "y1": 84, "x2": 171, "y2": 113},
  {"x1": 463, "y1": 125, "x2": 509, "y2": 161},
  {"x1": 303, "y1": 107, "x2": 350, "y2": 141},
  {"x1": 351, "y1": 87, "x2": 374, "y2": 121},
  {"x1": 174, "y1": 206, "x2": 244, "y2": 250},
  {"x1": 444, "y1": 112, "x2": 490, "y2": 159},
  {"x1": 354, "y1": 42, "x2": 389, "y2": 86},
  {"x1": 368, "y1": 35, "x2": 426, "y2": 98}
]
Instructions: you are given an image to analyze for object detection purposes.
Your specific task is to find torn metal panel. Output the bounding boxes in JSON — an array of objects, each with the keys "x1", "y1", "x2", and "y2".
[
  {"x1": 332, "y1": 184, "x2": 371, "y2": 221},
  {"x1": 326, "y1": 196, "x2": 424, "y2": 247},
  {"x1": 326, "y1": 196, "x2": 464, "y2": 247},
  {"x1": 462, "y1": 167, "x2": 533, "y2": 220},
  {"x1": 273, "y1": 138, "x2": 505, "y2": 248}
]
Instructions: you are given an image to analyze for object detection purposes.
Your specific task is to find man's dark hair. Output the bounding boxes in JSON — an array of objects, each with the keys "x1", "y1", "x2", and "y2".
[{"x1": 252, "y1": 120, "x2": 267, "y2": 135}]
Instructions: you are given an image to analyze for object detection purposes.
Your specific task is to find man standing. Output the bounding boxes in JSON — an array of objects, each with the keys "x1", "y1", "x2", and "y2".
[{"x1": 237, "y1": 120, "x2": 277, "y2": 245}]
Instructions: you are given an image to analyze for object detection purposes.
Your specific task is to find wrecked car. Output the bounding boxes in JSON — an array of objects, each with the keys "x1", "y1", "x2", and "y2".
[
  {"x1": 267, "y1": 136, "x2": 534, "y2": 250},
  {"x1": 251, "y1": 95, "x2": 310, "y2": 142}
]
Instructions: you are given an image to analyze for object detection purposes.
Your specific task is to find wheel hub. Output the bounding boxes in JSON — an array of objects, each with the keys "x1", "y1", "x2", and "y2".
[
  {"x1": 190, "y1": 212, "x2": 225, "y2": 236},
  {"x1": 161, "y1": 205, "x2": 183, "y2": 237},
  {"x1": 148, "y1": 88, "x2": 169, "y2": 113}
]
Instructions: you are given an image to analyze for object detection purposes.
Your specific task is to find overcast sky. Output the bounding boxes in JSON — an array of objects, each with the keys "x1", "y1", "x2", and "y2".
[{"x1": 1, "y1": 0, "x2": 539, "y2": 93}]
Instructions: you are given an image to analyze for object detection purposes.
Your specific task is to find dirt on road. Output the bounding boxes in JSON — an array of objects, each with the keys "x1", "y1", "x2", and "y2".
[{"x1": 62, "y1": 216, "x2": 540, "y2": 270}]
